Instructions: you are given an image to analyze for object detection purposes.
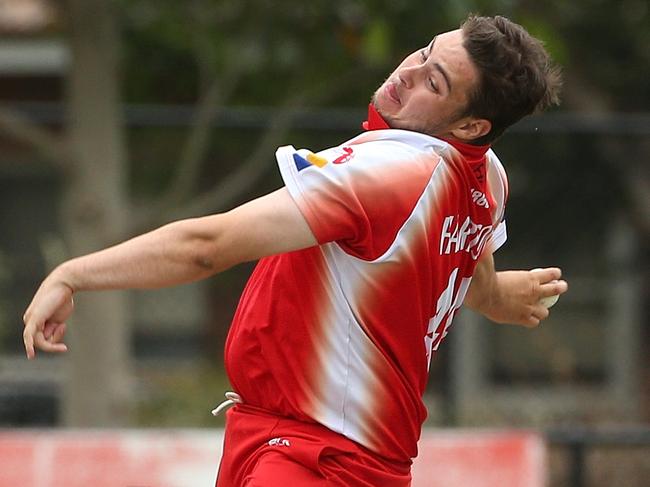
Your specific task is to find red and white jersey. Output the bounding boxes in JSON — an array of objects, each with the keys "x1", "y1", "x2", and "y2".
[{"x1": 224, "y1": 121, "x2": 508, "y2": 462}]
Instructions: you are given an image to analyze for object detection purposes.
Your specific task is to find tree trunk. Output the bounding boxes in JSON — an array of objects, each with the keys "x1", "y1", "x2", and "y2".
[{"x1": 62, "y1": 0, "x2": 132, "y2": 426}]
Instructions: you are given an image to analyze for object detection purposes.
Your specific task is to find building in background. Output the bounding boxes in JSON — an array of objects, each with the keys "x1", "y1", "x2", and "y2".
[{"x1": 0, "y1": 0, "x2": 66, "y2": 425}]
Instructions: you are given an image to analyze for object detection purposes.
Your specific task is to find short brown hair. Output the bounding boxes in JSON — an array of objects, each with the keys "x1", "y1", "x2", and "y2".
[{"x1": 460, "y1": 15, "x2": 562, "y2": 145}]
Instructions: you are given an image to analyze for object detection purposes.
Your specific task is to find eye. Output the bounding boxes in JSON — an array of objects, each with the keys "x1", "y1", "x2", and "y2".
[{"x1": 419, "y1": 48, "x2": 439, "y2": 93}]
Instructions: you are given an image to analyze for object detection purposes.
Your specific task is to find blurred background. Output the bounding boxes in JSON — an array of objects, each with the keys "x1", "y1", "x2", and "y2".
[{"x1": 0, "y1": 0, "x2": 648, "y2": 486}]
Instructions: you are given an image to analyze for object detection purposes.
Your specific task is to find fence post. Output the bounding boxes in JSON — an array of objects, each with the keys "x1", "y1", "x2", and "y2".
[{"x1": 607, "y1": 214, "x2": 642, "y2": 417}]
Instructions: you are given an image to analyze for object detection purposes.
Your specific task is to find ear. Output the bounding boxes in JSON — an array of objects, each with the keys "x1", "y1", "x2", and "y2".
[{"x1": 449, "y1": 118, "x2": 491, "y2": 142}]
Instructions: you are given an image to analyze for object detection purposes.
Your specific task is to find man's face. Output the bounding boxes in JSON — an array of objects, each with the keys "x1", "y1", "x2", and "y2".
[{"x1": 372, "y1": 29, "x2": 479, "y2": 138}]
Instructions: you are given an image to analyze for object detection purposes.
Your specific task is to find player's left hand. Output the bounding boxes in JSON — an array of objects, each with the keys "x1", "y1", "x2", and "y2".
[
  {"x1": 22, "y1": 273, "x2": 74, "y2": 359},
  {"x1": 483, "y1": 267, "x2": 568, "y2": 327}
]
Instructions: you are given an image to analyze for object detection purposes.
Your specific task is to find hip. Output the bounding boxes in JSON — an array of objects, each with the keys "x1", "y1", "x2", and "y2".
[{"x1": 216, "y1": 404, "x2": 412, "y2": 487}]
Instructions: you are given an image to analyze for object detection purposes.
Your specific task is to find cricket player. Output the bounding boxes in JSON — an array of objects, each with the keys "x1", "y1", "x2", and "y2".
[{"x1": 23, "y1": 15, "x2": 567, "y2": 486}]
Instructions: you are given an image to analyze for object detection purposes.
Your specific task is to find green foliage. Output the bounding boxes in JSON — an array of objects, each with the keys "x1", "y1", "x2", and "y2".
[
  {"x1": 117, "y1": 0, "x2": 445, "y2": 105},
  {"x1": 361, "y1": 18, "x2": 392, "y2": 66},
  {"x1": 134, "y1": 363, "x2": 232, "y2": 427},
  {"x1": 117, "y1": 0, "x2": 648, "y2": 110},
  {"x1": 516, "y1": 14, "x2": 569, "y2": 65}
]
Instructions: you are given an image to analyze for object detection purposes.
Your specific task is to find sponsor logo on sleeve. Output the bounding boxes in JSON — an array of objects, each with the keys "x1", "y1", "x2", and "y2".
[
  {"x1": 292, "y1": 147, "x2": 354, "y2": 172},
  {"x1": 333, "y1": 147, "x2": 354, "y2": 164},
  {"x1": 307, "y1": 153, "x2": 328, "y2": 167},
  {"x1": 293, "y1": 152, "x2": 328, "y2": 172}
]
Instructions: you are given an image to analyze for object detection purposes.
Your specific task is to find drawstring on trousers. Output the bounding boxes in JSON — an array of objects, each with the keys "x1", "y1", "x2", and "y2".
[{"x1": 211, "y1": 391, "x2": 242, "y2": 416}]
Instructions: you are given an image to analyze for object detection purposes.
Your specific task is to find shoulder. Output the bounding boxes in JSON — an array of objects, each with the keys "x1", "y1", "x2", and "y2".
[
  {"x1": 486, "y1": 150, "x2": 509, "y2": 204},
  {"x1": 326, "y1": 129, "x2": 445, "y2": 170},
  {"x1": 484, "y1": 150, "x2": 509, "y2": 228}
]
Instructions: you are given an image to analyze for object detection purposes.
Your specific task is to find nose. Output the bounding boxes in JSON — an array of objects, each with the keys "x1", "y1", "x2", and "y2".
[{"x1": 397, "y1": 64, "x2": 421, "y2": 90}]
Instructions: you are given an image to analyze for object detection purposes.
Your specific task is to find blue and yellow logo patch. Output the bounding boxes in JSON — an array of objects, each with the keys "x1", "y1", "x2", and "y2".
[{"x1": 293, "y1": 152, "x2": 328, "y2": 172}]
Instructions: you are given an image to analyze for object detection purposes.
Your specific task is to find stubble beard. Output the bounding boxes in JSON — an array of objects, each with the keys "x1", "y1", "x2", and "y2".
[{"x1": 370, "y1": 92, "x2": 460, "y2": 138}]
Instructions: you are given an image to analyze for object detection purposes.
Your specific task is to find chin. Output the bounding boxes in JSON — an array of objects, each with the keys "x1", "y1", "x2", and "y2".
[{"x1": 371, "y1": 94, "x2": 393, "y2": 121}]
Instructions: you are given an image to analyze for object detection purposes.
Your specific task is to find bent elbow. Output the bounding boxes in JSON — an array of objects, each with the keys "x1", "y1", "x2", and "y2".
[{"x1": 163, "y1": 217, "x2": 226, "y2": 275}]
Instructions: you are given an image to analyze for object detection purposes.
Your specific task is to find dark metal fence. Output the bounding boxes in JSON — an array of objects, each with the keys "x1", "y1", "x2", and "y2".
[
  {"x1": 547, "y1": 427, "x2": 650, "y2": 487},
  {"x1": 4, "y1": 101, "x2": 650, "y2": 134}
]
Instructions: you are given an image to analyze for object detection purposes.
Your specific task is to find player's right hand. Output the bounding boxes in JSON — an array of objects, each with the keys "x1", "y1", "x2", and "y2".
[{"x1": 22, "y1": 274, "x2": 74, "y2": 359}]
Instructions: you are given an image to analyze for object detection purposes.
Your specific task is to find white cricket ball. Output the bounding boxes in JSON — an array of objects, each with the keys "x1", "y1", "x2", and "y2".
[
  {"x1": 531, "y1": 268, "x2": 560, "y2": 308},
  {"x1": 539, "y1": 293, "x2": 559, "y2": 308}
]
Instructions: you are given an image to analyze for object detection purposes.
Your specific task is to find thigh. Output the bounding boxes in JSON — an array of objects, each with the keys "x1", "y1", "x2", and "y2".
[
  {"x1": 243, "y1": 450, "x2": 329, "y2": 487},
  {"x1": 319, "y1": 452, "x2": 412, "y2": 487},
  {"x1": 215, "y1": 408, "x2": 281, "y2": 487}
]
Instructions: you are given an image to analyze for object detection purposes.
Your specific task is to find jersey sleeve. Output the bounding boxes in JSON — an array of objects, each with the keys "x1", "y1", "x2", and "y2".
[
  {"x1": 488, "y1": 221, "x2": 507, "y2": 253},
  {"x1": 276, "y1": 142, "x2": 439, "y2": 260},
  {"x1": 485, "y1": 151, "x2": 509, "y2": 254}
]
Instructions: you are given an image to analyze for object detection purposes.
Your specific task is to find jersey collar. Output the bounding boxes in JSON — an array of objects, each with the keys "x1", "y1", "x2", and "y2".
[
  {"x1": 362, "y1": 103, "x2": 391, "y2": 131},
  {"x1": 438, "y1": 136, "x2": 490, "y2": 164}
]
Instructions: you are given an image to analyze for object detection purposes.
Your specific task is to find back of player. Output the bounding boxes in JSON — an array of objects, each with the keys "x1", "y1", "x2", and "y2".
[{"x1": 218, "y1": 116, "x2": 508, "y2": 485}]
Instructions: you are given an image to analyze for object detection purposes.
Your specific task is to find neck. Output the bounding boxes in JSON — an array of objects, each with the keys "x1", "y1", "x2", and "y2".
[
  {"x1": 439, "y1": 135, "x2": 490, "y2": 163},
  {"x1": 363, "y1": 104, "x2": 490, "y2": 161}
]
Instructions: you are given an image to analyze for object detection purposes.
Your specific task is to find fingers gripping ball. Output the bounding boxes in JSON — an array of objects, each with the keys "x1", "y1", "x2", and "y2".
[{"x1": 532, "y1": 268, "x2": 560, "y2": 308}]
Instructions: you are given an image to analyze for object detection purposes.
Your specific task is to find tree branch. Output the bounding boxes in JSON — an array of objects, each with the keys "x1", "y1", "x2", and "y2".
[
  {"x1": 170, "y1": 66, "x2": 369, "y2": 218},
  {"x1": 151, "y1": 70, "x2": 242, "y2": 211},
  {"x1": 129, "y1": 66, "x2": 369, "y2": 232},
  {"x1": 168, "y1": 96, "x2": 300, "y2": 219},
  {"x1": 153, "y1": 0, "x2": 245, "y2": 212},
  {"x1": 0, "y1": 106, "x2": 73, "y2": 169}
]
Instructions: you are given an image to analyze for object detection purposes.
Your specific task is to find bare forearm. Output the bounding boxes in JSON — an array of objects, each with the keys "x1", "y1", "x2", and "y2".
[
  {"x1": 465, "y1": 252, "x2": 568, "y2": 327},
  {"x1": 464, "y1": 252, "x2": 497, "y2": 312},
  {"x1": 23, "y1": 188, "x2": 318, "y2": 359},
  {"x1": 54, "y1": 217, "x2": 229, "y2": 293}
]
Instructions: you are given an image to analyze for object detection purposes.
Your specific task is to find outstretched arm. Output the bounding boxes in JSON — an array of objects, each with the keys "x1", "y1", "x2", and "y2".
[
  {"x1": 464, "y1": 252, "x2": 568, "y2": 327},
  {"x1": 22, "y1": 187, "x2": 316, "y2": 359}
]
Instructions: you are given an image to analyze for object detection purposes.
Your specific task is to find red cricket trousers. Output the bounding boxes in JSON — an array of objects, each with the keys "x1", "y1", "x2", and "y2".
[{"x1": 215, "y1": 404, "x2": 412, "y2": 486}]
